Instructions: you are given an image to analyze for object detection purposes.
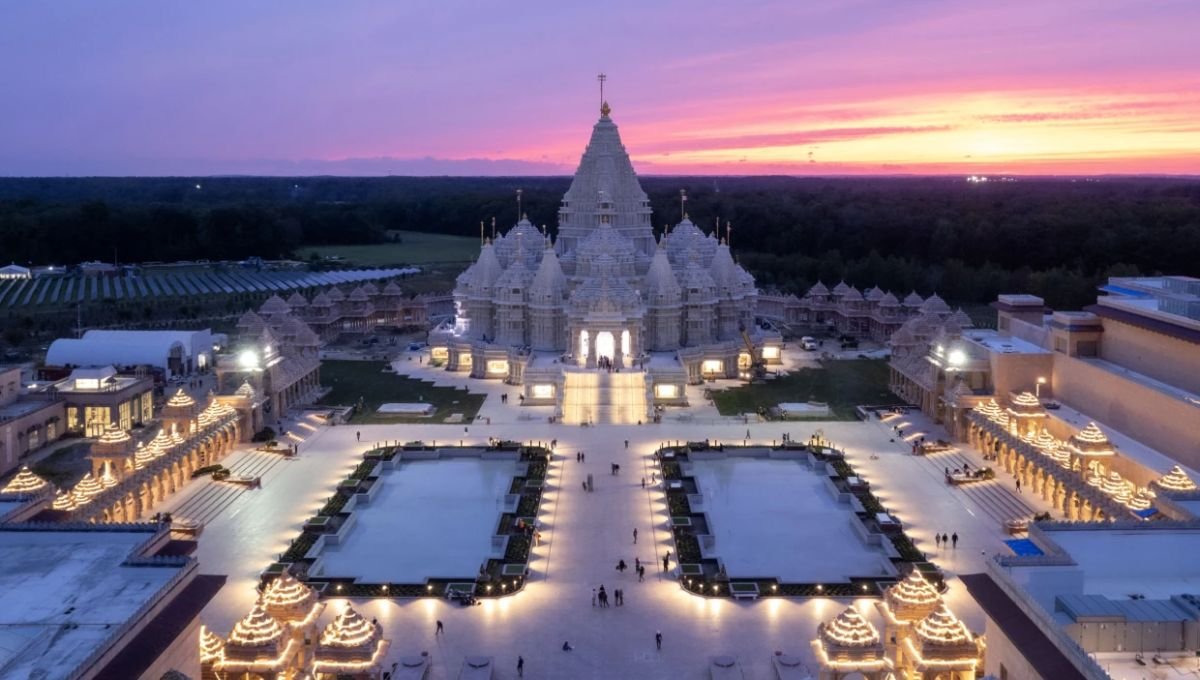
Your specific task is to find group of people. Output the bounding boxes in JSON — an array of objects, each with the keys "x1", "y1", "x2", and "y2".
[
  {"x1": 596, "y1": 356, "x2": 619, "y2": 371},
  {"x1": 591, "y1": 584, "x2": 626, "y2": 607},
  {"x1": 934, "y1": 531, "x2": 960, "y2": 549}
]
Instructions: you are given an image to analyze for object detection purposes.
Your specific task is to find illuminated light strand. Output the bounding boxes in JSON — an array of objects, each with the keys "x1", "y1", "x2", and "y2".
[
  {"x1": 1075, "y1": 422, "x2": 1109, "y2": 444},
  {"x1": 99, "y1": 468, "x2": 119, "y2": 489},
  {"x1": 72, "y1": 472, "x2": 105, "y2": 502},
  {"x1": 1126, "y1": 489, "x2": 1153, "y2": 511},
  {"x1": 1063, "y1": 421, "x2": 1114, "y2": 457},
  {"x1": 1035, "y1": 431, "x2": 1057, "y2": 451},
  {"x1": 1156, "y1": 465, "x2": 1197, "y2": 492},
  {"x1": 1101, "y1": 471, "x2": 1132, "y2": 501},
  {"x1": 1011, "y1": 391, "x2": 1041, "y2": 408},
  {"x1": 1085, "y1": 471, "x2": 1104, "y2": 489},
  {"x1": 133, "y1": 442, "x2": 156, "y2": 470},
  {"x1": 150, "y1": 429, "x2": 174, "y2": 455},
  {"x1": 199, "y1": 625, "x2": 225, "y2": 663},
  {"x1": 227, "y1": 604, "x2": 284, "y2": 648},
  {"x1": 914, "y1": 603, "x2": 975, "y2": 647},
  {"x1": 262, "y1": 571, "x2": 315, "y2": 606},
  {"x1": 1048, "y1": 443, "x2": 1072, "y2": 469},
  {"x1": 1, "y1": 466, "x2": 49, "y2": 494},
  {"x1": 97, "y1": 422, "x2": 132, "y2": 445},
  {"x1": 319, "y1": 605, "x2": 380, "y2": 649},
  {"x1": 977, "y1": 399, "x2": 1002, "y2": 420},
  {"x1": 166, "y1": 388, "x2": 196, "y2": 408},
  {"x1": 52, "y1": 490, "x2": 77, "y2": 510},
  {"x1": 819, "y1": 606, "x2": 881, "y2": 648},
  {"x1": 886, "y1": 570, "x2": 941, "y2": 609}
]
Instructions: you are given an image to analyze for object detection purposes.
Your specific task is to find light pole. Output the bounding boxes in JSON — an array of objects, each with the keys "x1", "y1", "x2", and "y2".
[{"x1": 1036, "y1": 376, "x2": 1047, "y2": 399}]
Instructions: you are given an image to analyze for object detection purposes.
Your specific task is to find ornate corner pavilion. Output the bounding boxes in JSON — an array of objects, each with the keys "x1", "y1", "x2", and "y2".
[
  {"x1": 811, "y1": 606, "x2": 892, "y2": 679},
  {"x1": 204, "y1": 575, "x2": 389, "y2": 680},
  {"x1": 875, "y1": 570, "x2": 943, "y2": 669},
  {"x1": 813, "y1": 571, "x2": 984, "y2": 679}
]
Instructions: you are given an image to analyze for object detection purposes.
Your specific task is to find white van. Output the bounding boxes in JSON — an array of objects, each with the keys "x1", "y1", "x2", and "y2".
[{"x1": 800, "y1": 337, "x2": 818, "y2": 351}]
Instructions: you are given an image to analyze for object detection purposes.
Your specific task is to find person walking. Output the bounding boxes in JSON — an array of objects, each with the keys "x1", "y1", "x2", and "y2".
[
  {"x1": 1016, "y1": 477, "x2": 1022, "y2": 493},
  {"x1": 942, "y1": 532, "x2": 949, "y2": 548},
  {"x1": 952, "y1": 532, "x2": 959, "y2": 549},
  {"x1": 517, "y1": 656, "x2": 524, "y2": 677},
  {"x1": 356, "y1": 431, "x2": 361, "y2": 442},
  {"x1": 635, "y1": 557, "x2": 640, "y2": 571},
  {"x1": 592, "y1": 588, "x2": 597, "y2": 607},
  {"x1": 663, "y1": 554, "x2": 670, "y2": 572},
  {"x1": 935, "y1": 533, "x2": 941, "y2": 549},
  {"x1": 641, "y1": 477, "x2": 646, "y2": 488},
  {"x1": 624, "y1": 439, "x2": 629, "y2": 449},
  {"x1": 638, "y1": 565, "x2": 645, "y2": 582},
  {"x1": 655, "y1": 631, "x2": 663, "y2": 650},
  {"x1": 633, "y1": 528, "x2": 638, "y2": 544},
  {"x1": 617, "y1": 559, "x2": 627, "y2": 573},
  {"x1": 435, "y1": 620, "x2": 444, "y2": 635}
]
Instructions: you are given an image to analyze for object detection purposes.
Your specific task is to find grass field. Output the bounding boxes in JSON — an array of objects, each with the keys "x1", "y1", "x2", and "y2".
[
  {"x1": 711, "y1": 359, "x2": 903, "y2": 419},
  {"x1": 298, "y1": 231, "x2": 480, "y2": 266},
  {"x1": 318, "y1": 359, "x2": 485, "y2": 423}
]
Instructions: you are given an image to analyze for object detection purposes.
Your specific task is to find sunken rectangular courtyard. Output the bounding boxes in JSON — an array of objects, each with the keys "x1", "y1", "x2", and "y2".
[
  {"x1": 315, "y1": 459, "x2": 511, "y2": 583},
  {"x1": 691, "y1": 457, "x2": 891, "y2": 583}
]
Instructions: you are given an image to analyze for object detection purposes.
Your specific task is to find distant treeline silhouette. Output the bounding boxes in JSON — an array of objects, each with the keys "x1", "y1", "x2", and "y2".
[{"x1": 1, "y1": 176, "x2": 1197, "y2": 309}]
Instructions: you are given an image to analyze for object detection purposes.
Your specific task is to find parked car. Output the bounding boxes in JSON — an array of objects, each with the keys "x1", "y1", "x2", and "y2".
[{"x1": 800, "y1": 336, "x2": 819, "y2": 351}]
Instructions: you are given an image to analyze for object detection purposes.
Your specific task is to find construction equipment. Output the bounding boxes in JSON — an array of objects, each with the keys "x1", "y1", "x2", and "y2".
[{"x1": 739, "y1": 325, "x2": 767, "y2": 381}]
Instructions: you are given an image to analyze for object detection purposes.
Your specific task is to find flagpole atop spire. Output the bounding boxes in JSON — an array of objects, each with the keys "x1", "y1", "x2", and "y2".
[
  {"x1": 516, "y1": 188, "x2": 523, "y2": 222},
  {"x1": 679, "y1": 189, "x2": 687, "y2": 222},
  {"x1": 597, "y1": 73, "x2": 606, "y2": 112}
]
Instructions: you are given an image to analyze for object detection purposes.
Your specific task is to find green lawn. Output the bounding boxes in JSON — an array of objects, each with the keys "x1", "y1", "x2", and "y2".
[
  {"x1": 318, "y1": 359, "x2": 485, "y2": 423},
  {"x1": 298, "y1": 231, "x2": 481, "y2": 266},
  {"x1": 31, "y1": 441, "x2": 94, "y2": 488},
  {"x1": 711, "y1": 359, "x2": 903, "y2": 419}
]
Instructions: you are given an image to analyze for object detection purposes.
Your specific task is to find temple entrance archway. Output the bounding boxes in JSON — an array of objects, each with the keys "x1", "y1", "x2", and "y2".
[{"x1": 596, "y1": 332, "x2": 615, "y2": 363}]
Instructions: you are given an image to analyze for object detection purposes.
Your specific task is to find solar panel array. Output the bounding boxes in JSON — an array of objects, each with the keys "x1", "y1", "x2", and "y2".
[{"x1": 0, "y1": 268, "x2": 415, "y2": 308}]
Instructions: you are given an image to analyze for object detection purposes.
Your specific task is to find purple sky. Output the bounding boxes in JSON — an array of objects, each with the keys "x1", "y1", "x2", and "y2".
[{"x1": 2, "y1": 1, "x2": 1199, "y2": 175}]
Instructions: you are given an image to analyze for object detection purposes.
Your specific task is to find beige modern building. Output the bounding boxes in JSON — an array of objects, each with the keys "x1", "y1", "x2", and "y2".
[
  {"x1": 0, "y1": 366, "x2": 64, "y2": 478},
  {"x1": 50, "y1": 365, "x2": 155, "y2": 436},
  {"x1": 890, "y1": 276, "x2": 1200, "y2": 477}
]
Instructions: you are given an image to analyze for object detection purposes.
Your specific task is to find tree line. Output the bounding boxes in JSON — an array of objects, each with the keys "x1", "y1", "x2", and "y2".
[{"x1": 0, "y1": 176, "x2": 1196, "y2": 309}]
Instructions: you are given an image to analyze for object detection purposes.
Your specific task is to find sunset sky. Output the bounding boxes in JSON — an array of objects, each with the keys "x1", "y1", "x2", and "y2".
[{"x1": 2, "y1": 1, "x2": 1198, "y2": 176}]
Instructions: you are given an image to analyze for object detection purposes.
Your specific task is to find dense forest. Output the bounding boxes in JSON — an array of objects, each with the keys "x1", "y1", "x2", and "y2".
[{"x1": 1, "y1": 176, "x2": 1197, "y2": 309}]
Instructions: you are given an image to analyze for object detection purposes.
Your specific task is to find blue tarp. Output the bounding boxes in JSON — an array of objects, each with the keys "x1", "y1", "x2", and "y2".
[
  {"x1": 1004, "y1": 539, "x2": 1044, "y2": 557},
  {"x1": 1133, "y1": 507, "x2": 1158, "y2": 519}
]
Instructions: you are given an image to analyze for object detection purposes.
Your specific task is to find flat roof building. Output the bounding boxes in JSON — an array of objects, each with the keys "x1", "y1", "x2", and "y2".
[{"x1": 0, "y1": 523, "x2": 224, "y2": 679}]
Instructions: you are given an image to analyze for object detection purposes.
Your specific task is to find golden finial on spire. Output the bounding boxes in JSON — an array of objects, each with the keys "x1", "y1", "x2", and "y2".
[{"x1": 597, "y1": 73, "x2": 609, "y2": 116}]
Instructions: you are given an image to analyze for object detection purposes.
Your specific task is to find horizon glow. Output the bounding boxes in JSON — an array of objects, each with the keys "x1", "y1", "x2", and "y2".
[{"x1": 1, "y1": 1, "x2": 1198, "y2": 176}]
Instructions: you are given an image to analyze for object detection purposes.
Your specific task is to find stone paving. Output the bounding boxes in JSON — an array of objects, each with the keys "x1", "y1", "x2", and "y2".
[{"x1": 170, "y1": 354, "x2": 1054, "y2": 679}]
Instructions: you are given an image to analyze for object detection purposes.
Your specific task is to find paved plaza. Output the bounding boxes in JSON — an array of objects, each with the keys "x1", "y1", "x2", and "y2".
[{"x1": 166, "y1": 354, "x2": 1053, "y2": 679}]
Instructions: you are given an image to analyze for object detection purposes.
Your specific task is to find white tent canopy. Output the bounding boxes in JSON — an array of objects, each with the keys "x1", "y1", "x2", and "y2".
[{"x1": 46, "y1": 329, "x2": 213, "y2": 379}]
